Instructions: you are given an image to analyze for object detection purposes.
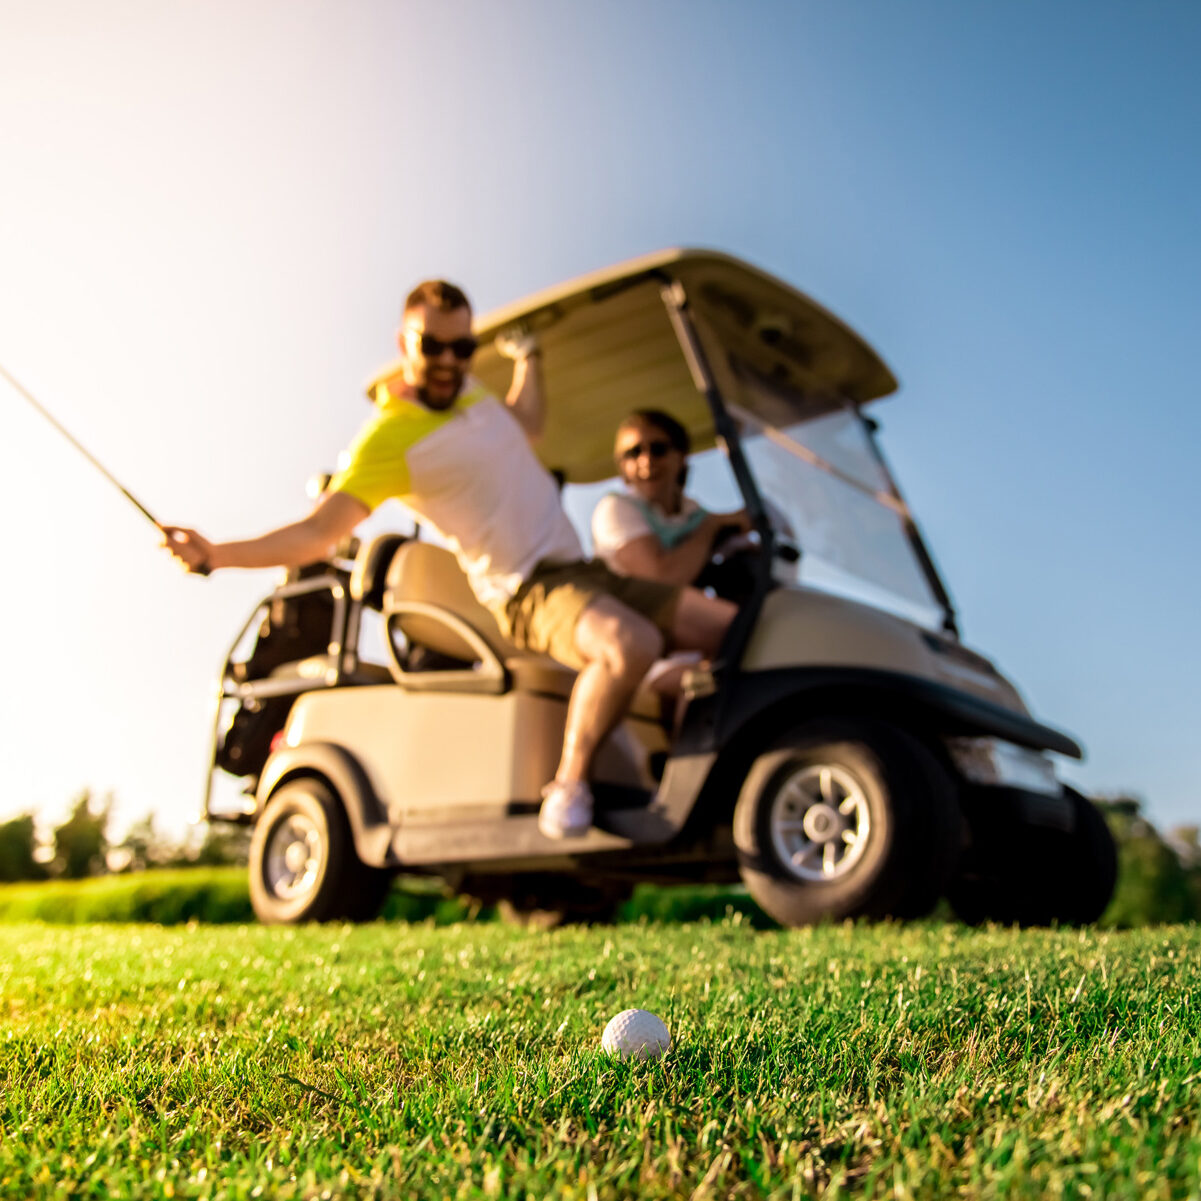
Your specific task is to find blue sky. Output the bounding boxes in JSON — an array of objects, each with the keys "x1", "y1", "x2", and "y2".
[{"x1": 0, "y1": 0, "x2": 1198, "y2": 835}]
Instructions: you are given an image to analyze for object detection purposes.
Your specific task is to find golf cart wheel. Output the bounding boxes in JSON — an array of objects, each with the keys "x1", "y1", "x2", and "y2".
[
  {"x1": 1060, "y1": 788, "x2": 1119, "y2": 924},
  {"x1": 733, "y1": 720, "x2": 960, "y2": 927},
  {"x1": 949, "y1": 787, "x2": 1117, "y2": 927},
  {"x1": 886, "y1": 736, "x2": 966, "y2": 920},
  {"x1": 249, "y1": 778, "x2": 392, "y2": 924}
]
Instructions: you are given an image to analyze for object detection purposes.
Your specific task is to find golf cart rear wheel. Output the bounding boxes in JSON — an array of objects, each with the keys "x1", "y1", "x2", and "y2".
[
  {"x1": 733, "y1": 720, "x2": 960, "y2": 927},
  {"x1": 249, "y1": 778, "x2": 392, "y2": 924},
  {"x1": 949, "y1": 787, "x2": 1117, "y2": 926}
]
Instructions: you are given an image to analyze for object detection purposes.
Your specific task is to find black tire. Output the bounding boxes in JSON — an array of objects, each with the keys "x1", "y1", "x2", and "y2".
[
  {"x1": 888, "y1": 737, "x2": 967, "y2": 920},
  {"x1": 249, "y1": 778, "x2": 392, "y2": 924},
  {"x1": 949, "y1": 786, "x2": 1117, "y2": 927},
  {"x1": 1059, "y1": 788, "x2": 1118, "y2": 924},
  {"x1": 733, "y1": 720, "x2": 961, "y2": 927}
]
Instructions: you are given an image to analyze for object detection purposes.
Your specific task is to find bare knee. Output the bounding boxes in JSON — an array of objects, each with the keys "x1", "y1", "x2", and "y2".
[{"x1": 575, "y1": 599, "x2": 663, "y2": 679}]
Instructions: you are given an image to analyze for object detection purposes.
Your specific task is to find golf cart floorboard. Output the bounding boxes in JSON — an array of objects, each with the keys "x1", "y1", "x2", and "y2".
[{"x1": 391, "y1": 813, "x2": 642, "y2": 865}]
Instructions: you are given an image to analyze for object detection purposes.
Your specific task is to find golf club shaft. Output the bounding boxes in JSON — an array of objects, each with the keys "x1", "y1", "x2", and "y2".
[{"x1": 0, "y1": 361, "x2": 162, "y2": 529}]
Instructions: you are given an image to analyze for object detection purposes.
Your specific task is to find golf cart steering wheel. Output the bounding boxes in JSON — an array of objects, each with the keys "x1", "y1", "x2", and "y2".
[
  {"x1": 695, "y1": 524, "x2": 765, "y2": 604},
  {"x1": 696, "y1": 514, "x2": 800, "y2": 604}
]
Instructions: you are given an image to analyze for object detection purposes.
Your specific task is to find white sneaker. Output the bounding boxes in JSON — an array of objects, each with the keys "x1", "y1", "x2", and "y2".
[{"x1": 538, "y1": 780, "x2": 593, "y2": 839}]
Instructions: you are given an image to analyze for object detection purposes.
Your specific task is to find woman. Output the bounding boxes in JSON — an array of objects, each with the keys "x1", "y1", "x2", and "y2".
[
  {"x1": 591, "y1": 410, "x2": 752, "y2": 701},
  {"x1": 591, "y1": 409, "x2": 750, "y2": 587}
]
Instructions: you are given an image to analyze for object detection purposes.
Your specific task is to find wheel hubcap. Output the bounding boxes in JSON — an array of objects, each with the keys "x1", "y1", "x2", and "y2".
[
  {"x1": 264, "y1": 812, "x2": 324, "y2": 901},
  {"x1": 769, "y1": 764, "x2": 872, "y2": 882}
]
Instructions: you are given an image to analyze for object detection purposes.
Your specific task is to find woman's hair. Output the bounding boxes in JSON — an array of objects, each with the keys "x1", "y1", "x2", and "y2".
[
  {"x1": 617, "y1": 409, "x2": 691, "y2": 488},
  {"x1": 620, "y1": 408, "x2": 690, "y2": 454}
]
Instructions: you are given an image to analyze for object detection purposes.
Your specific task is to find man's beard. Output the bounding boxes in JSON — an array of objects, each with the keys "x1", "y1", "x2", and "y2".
[{"x1": 416, "y1": 367, "x2": 464, "y2": 410}]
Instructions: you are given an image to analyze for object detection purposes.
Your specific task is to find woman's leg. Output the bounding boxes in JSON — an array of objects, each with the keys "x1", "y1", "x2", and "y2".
[{"x1": 668, "y1": 588, "x2": 738, "y2": 658}]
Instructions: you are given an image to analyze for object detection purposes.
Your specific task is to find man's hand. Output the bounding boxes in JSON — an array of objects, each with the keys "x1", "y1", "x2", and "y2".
[
  {"x1": 160, "y1": 526, "x2": 214, "y2": 575},
  {"x1": 494, "y1": 329, "x2": 540, "y2": 361},
  {"x1": 158, "y1": 492, "x2": 370, "y2": 575},
  {"x1": 499, "y1": 329, "x2": 545, "y2": 439}
]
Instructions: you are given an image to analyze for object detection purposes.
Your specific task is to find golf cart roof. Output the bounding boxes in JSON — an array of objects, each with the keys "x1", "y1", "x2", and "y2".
[{"x1": 367, "y1": 248, "x2": 898, "y2": 484}]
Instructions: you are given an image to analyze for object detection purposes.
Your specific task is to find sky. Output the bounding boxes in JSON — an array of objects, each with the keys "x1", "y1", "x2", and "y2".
[{"x1": 1, "y1": 0, "x2": 1198, "y2": 839}]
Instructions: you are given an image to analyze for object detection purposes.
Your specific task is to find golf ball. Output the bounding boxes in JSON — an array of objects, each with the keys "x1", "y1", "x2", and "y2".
[{"x1": 601, "y1": 1008, "x2": 672, "y2": 1060}]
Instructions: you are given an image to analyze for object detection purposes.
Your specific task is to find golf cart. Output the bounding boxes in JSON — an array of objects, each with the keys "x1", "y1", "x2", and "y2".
[{"x1": 205, "y1": 249, "x2": 1116, "y2": 928}]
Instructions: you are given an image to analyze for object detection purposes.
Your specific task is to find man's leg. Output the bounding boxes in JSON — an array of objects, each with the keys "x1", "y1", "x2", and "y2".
[
  {"x1": 539, "y1": 595, "x2": 663, "y2": 838},
  {"x1": 557, "y1": 595, "x2": 664, "y2": 783}
]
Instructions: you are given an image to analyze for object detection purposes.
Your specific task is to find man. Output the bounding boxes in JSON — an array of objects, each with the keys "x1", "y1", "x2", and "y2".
[{"x1": 163, "y1": 280, "x2": 736, "y2": 838}]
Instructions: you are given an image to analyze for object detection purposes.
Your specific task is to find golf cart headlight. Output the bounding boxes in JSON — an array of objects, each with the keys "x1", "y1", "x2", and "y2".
[{"x1": 947, "y1": 737, "x2": 1062, "y2": 796}]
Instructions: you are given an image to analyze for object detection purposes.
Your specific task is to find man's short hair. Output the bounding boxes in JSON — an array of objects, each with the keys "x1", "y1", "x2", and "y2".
[{"x1": 403, "y1": 279, "x2": 472, "y2": 317}]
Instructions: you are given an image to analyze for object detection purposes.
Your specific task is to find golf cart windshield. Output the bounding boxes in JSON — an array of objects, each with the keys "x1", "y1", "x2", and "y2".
[{"x1": 736, "y1": 414, "x2": 945, "y2": 630}]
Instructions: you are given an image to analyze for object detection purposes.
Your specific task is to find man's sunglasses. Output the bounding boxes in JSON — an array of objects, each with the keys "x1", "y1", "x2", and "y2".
[
  {"x1": 410, "y1": 331, "x2": 479, "y2": 360},
  {"x1": 619, "y1": 439, "x2": 673, "y2": 463}
]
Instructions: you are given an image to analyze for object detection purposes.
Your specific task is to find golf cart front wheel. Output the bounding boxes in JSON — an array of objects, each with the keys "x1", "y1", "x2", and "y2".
[
  {"x1": 249, "y1": 778, "x2": 392, "y2": 924},
  {"x1": 733, "y1": 720, "x2": 960, "y2": 926}
]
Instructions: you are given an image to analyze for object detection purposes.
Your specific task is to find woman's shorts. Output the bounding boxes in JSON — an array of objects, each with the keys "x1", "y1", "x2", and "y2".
[{"x1": 493, "y1": 559, "x2": 682, "y2": 670}]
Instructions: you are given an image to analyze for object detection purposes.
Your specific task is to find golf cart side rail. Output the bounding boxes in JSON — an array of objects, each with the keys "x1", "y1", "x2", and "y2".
[
  {"x1": 202, "y1": 571, "x2": 355, "y2": 822},
  {"x1": 719, "y1": 666, "x2": 1084, "y2": 759}
]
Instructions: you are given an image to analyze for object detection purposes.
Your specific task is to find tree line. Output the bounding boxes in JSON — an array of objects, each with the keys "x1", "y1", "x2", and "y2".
[{"x1": 0, "y1": 790, "x2": 249, "y2": 882}]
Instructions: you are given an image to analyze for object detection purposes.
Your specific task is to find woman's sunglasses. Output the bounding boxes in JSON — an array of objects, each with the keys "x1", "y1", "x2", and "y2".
[
  {"x1": 619, "y1": 439, "x2": 673, "y2": 463},
  {"x1": 411, "y1": 331, "x2": 479, "y2": 360}
]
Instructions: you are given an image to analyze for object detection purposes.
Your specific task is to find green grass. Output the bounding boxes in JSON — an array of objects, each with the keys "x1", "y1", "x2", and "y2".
[
  {"x1": 0, "y1": 869, "x2": 772, "y2": 927},
  {"x1": 0, "y1": 868, "x2": 255, "y2": 925},
  {"x1": 2, "y1": 921, "x2": 1198, "y2": 1200}
]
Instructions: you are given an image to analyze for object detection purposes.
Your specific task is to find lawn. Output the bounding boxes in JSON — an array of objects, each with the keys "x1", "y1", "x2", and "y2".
[{"x1": 2, "y1": 919, "x2": 1198, "y2": 1199}]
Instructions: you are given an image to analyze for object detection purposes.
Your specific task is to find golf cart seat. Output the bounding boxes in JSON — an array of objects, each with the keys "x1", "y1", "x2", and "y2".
[
  {"x1": 368, "y1": 538, "x2": 662, "y2": 718},
  {"x1": 349, "y1": 532, "x2": 409, "y2": 611}
]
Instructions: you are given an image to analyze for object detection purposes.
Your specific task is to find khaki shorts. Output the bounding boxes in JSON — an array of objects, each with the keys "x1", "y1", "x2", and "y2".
[{"x1": 493, "y1": 559, "x2": 682, "y2": 670}]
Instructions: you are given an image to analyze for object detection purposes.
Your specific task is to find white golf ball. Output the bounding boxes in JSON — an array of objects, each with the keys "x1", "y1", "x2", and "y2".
[{"x1": 601, "y1": 1008, "x2": 672, "y2": 1061}]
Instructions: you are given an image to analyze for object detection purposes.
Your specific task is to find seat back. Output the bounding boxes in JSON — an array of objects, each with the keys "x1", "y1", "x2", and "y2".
[
  {"x1": 350, "y1": 532, "x2": 411, "y2": 609},
  {"x1": 382, "y1": 541, "x2": 513, "y2": 664}
]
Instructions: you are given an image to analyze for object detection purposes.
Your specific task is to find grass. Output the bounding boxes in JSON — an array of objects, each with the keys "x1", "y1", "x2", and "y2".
[
  {"x1": 0, "y1": 869, "x2": 771, "y2": 927},
  {"x1": 0, "y1": 869, "x2": 255, "y2": 925},
  {"x1": 2, "y1": 920, "x2": 1198, "y2": 1200}
]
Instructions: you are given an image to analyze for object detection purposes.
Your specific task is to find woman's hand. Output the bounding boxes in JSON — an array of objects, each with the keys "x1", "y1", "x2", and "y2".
[{"x1": 714, "y1": 508, "x2": 752, "y2": 535}]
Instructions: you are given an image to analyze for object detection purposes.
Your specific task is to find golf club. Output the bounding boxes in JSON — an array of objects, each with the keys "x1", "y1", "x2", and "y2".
[
  {"x1": 1, "y1": 360, "x2": 163, "y2": 527},
  {"x1": 1, "y1": 360, "x2": 210, "y2": 573}
]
